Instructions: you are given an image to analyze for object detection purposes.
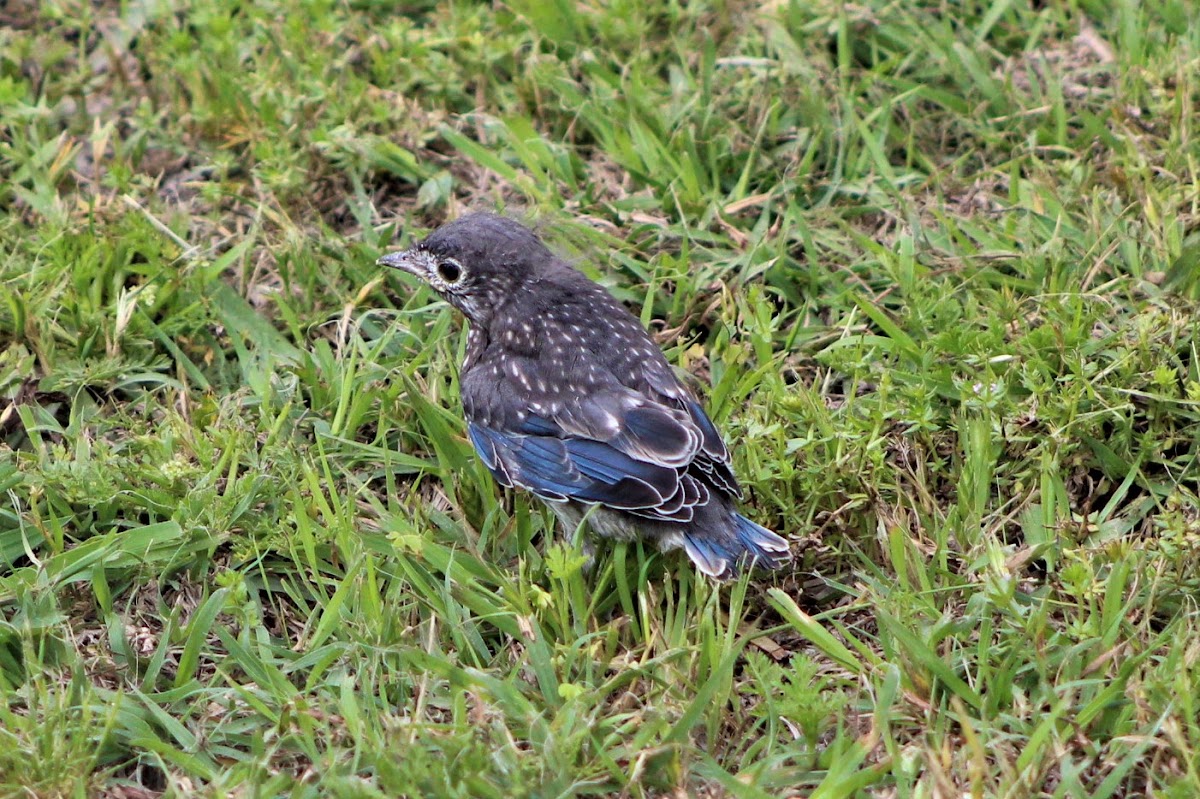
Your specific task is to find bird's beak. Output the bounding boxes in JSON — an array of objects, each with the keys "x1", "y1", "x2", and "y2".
[
  {"x1": 381, "y1": 249, "x2": 415, "y2": 271},
  {"x1": 377, "y1": 249, "x2": 418, "y2": 274}
]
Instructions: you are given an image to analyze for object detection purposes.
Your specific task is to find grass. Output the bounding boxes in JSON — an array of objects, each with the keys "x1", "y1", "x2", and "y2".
[{"x1": 2, "y1": 0, "x2": 1199, "y2": 795}]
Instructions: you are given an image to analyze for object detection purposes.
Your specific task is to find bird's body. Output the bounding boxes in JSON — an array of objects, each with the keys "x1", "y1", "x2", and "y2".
[{"x1": 379, "y1": 213, "x2": 790, "y2": 580}]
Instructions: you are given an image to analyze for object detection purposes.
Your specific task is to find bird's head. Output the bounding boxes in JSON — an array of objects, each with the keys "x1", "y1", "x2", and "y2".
[{"x1": 378, "y1": 213, "x2": 554, "y2": 325}]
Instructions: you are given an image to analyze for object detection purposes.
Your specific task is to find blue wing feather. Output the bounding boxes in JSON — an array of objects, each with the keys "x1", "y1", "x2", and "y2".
[
  {"x1": 564, "y1": 439, "x2": 664, "y2": 485},
  {"x1": 467, "y1": 419, "x2": 683, "y2": 515},
  {"x1": 685, "y1": 401, "x2": 740, "y2": 497},
  {"x1": 468, "y1": 424, "x2": 497, "y2": 470}
]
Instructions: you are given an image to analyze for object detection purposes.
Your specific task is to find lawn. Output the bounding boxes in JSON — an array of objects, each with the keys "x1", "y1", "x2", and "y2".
[{"x1": 2, "y1": 0, "x2": 1199, "y2": 796}]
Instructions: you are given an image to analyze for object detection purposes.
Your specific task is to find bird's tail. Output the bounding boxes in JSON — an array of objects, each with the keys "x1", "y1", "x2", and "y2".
[
  {"x1": 683, "y1": 514, "x2": 792, "y2": 580},
  {"x1": 734, "y1": 513, "x2": 792, "y2": 570}
]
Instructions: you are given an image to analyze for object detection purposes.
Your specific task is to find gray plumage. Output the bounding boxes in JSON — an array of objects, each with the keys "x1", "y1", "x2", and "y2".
[{"x1": 378, "y1": 213, "x2": 791, "y2": 580}]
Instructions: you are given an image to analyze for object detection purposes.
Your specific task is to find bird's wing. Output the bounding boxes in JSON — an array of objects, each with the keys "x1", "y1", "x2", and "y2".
[
  {"x1": 678, "y1": 399, "x2": 741, "y2": 498},
  {"x1": 461, "y1": 355, "x2": 733, "y2": 519},
  {"x1": 460, "y1": 357, "x2": 715, "y2": 520},
  {"x1": 632, "y1": 359, "x2": 741, "y2": 498},
  {"x1": 551, "y1": 389, "x2": 699, "y2": 466},
  {"x1": 467, "y1": 415, "x2": 709, "y2": 523}
]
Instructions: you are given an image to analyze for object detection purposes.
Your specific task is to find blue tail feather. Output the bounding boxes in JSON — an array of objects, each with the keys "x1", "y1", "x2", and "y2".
[
  {"x1": 733, "y1": 514, "x2": 791, "y2": 570},
  {"x1": 682, "y1": 534, "x2": 733, "y2": 579},
  {"x1": 682, "y1": 514, "x2": 791, "y2": 580}
]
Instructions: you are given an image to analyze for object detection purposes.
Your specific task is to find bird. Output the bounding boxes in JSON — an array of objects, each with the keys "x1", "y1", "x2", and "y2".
[{"x1": 378, "y1": 212, "x2": 791, "y2": 580}]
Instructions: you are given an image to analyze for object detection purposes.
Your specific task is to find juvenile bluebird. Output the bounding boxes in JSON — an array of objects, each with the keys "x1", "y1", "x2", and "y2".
[{"x1": 378, "y1": 213, "x2": 791, "y2": 580}]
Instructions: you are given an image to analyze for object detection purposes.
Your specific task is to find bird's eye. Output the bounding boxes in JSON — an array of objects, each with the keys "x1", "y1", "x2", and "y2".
[{"x1": 437, "y1": 258, "x2": 463, "y2": 283}]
